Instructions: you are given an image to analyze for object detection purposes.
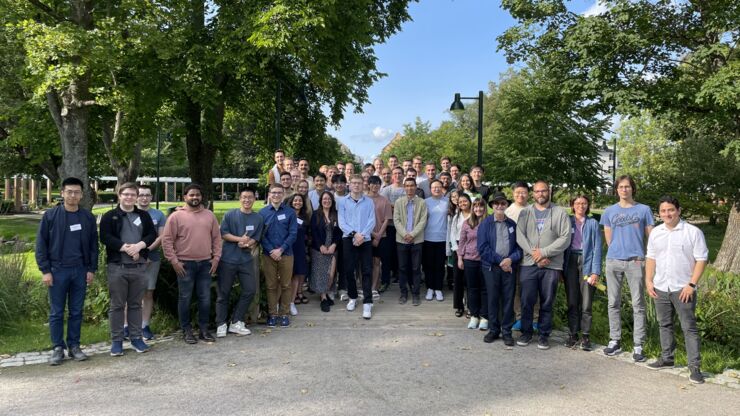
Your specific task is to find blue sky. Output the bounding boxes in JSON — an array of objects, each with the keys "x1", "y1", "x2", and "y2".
[{"x1": 327, "y1": 0, "x2": 604, "y2": 162}]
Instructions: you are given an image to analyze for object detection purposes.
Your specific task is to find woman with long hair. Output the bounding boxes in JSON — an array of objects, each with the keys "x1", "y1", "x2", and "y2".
[
  {"x1": 310, "y1": 192, "x2": 342, "y2": 312},
  {"x1": 457, "y1": 198, "x2": 488, "y2": 330},
  {"x1": 448, "y1": 192, "x2": 472, "y2": 317},
  {"x1": 288, "y1": 193, "x2": 310, "y2": 316},
  {"x1": 458, "y1": 173, "x2": 481, "y2": 202}
]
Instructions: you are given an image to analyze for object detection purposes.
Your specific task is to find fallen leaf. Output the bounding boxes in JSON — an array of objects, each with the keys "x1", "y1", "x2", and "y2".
[
  {"x1": 227, "y1": 363, "x2": 237, "y2": 367},
  {"x1": 427, "y1": 332, "x2": 444, "y2": 337},
  {"x1": 305, "y1": 322, "x2": 315, "y2": 327},
  {"x1": 422, "y1": 362, "x2": 430, "y2": 368},
  {"x1": 460, "y1": 346, "x2": 472, "y2": 351},
  {"x1": 300, "y1": 388, "x2": 308, "y2": 395}
]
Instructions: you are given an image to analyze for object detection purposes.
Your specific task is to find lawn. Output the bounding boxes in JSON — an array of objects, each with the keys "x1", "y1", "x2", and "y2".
[{"x1": 0, "y1": 216, "x2": 42, "y2": 242}]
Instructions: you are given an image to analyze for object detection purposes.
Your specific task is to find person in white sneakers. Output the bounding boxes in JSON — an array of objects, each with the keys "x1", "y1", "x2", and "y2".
[
  {"x1": 338, "y1": 175, "x2": 376, "y2": 319},
  {"x1": 423, "y1": 180, "x2": 449, "y2": 302},
  {"x1": 215, "y1": 189, "x2": 264, "y2": 337}
]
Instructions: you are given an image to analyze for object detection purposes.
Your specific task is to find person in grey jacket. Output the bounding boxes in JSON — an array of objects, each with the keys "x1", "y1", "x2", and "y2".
[{"x1": 515, "y1": 180, "x2": 571, "y2": 350}]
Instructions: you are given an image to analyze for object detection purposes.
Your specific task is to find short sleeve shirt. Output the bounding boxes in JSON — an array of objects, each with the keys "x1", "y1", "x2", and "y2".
[
  {"x1": 369, "y1": 194, "x2": 393, "y2": 237},
  {"x1": 600, "y1": 203, "x2": 654, "y2": 259},
  {"x1": 146, "y1": 209, "x2": 167, "y2": 262},
  {"x1": 646, "y1": 220, "x2": 708, "y2": 291}
]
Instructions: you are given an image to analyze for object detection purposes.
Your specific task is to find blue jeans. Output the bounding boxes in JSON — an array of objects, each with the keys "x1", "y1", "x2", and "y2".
[
  {"x1": 483, "y1": 265, "x2": 516, "y2": 336},
  {"x1": 520, "y1": 265, "x2": 560, "y2": 337},
  {"x1": 48, "y1": 265, "x2": 88, "y2": 349},
  {"x1": 178, "y1": 260, "x2": 212, "y2": 330}
]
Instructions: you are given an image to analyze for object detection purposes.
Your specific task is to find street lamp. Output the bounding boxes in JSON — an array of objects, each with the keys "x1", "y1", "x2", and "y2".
[{"x1": 450, "y1": 91, "x2": 484, "y2": 166}]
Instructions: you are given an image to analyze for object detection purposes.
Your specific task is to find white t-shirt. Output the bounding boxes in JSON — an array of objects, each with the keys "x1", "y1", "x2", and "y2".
[{"x1": 646, "y1": 220, "x2": 708, "y2": 292}]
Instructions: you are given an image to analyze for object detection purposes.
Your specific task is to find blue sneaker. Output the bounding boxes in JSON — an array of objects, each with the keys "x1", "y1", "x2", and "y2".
[
  {"x1": 130, "y1": 338, "x2": 150, "y2": 353},
  {"x1": 266, "y1": 315, "x2": 277, "y2": 328},
  {"x1": 110, "y1": 341, "x2": 124, "y2": 357},
  {"x1": 123, "y1": 326, "x2": 130, "y2": 340},
  {"x1": 280, "y1": 316, "x2": 290, "y2": 328},
  {"x1": 142, "y1": 326, "x2": 155, "y2": 341},
  {"x1": 512, "y1": 320, "x2": 522, "y2": 331}
]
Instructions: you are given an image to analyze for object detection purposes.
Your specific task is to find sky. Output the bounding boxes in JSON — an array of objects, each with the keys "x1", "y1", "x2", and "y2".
[{"x1": 326, "y1": 0, "x2": 604, "y2": 162}]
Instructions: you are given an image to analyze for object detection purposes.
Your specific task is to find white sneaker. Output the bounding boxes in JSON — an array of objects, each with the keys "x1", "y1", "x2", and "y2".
[
  {"x1": 479, "y1": 318, "x2": 489, "y2": 331},
  {"x1": 467, "y1": 317, "x2": 479, "y2": 329},
  {"x1": 363, "y1": 303, "x2": 372, "y2": 319},
  {"x1": 228, "y1": 321, "x2": 252, "y2": 336},
  {"x1": 425, "y1": 288, "x2": 434, "y2": 301},
  {"x1": 339, "y1": 290, "x2": 349, "y2": 302},
  {"x1": 434, "y1": 290, "x2": 444, "y2": 301},
  {"x1": 216, "y1": 323, "x2": 227, "y2": 338},
  {"x1": 372, "y1": 290, "x2": 380, "y2": 300},
  {"x1": 347, "y1": 299, "x2": 357, "y2": 311},
  {"x1": 289, "y1": 303, "x2": 298, "y2": 316}
]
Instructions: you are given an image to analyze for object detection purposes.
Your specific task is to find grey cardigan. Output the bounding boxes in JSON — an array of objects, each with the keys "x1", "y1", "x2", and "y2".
[{"x1": 516, "y1": 204, "x2": 571, "y2": 270}]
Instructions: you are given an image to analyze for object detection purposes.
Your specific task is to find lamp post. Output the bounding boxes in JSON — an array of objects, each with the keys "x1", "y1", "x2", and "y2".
[{"x1": 450, "y1": 90, "x2": 484, "y2": 166}]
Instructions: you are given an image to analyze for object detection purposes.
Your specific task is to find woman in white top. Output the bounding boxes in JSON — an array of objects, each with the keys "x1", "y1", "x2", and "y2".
[{"x1": 447, "y1": 192, "x2": 472, "y2": 317}]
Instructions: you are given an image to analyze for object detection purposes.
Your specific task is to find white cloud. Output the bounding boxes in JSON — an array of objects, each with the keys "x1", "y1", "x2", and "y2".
[
  {"x1": 371, "y1": 126, "x2": 393, "y2": 141},
  {"x1": 583, "y1": 1, "x2": 609, "y2": 17}
]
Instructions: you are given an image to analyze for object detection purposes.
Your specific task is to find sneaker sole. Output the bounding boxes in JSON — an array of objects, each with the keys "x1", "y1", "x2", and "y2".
[
  {"x1": 133, "y1": 348, "x2": 149, "y2": 354},
  {"x1": 110, "y1": 352, "x2": 124, "y2": 357},
  {"x1": 229, "y1": 331, "x2": 251, "y2": 336},
  {"x1": 604, "y1": 349, "x2": 622, "y2": 356},
  {"x1": 537, "y1": 344, "x2": 550, "y2": 350},
  {"x1": 689, "y1": 377, "x2": 704, "y2": 384},
  {"x1": 516, "y1": 341, "x2": 531, "y2": 347},
  {"x1": 216, "y1": 333, "x2": 227, "y2": 338}
]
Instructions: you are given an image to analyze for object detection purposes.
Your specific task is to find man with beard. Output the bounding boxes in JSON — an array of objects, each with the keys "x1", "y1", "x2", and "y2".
[
  {"x1": 162, "y1": 184, "x2": 222, "y2": 344},
  {"x1": 515, "y1": 180, "x2": 570, "y2": 350}
]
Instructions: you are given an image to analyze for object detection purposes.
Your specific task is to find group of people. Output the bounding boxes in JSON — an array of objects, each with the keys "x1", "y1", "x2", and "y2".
[{"x1": 35, "y1": 153, "x2": 710, "y2": 384}]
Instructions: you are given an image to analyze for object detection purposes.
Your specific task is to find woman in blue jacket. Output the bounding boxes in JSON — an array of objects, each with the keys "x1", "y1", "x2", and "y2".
[
  {"x1": 563, "y1": 195, "x2": 602, "y2": 351},
  {"x1": 477, "y1": 192, "x2": 522, "y2": 346}
]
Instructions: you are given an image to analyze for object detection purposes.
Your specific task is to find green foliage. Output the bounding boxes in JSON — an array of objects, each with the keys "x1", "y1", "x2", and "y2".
[
  {"x1": 695, "y1": 268, "x2": 740, "y2": 347},
  {"x1": 0, "y1": 244, "x2": 47, "y2": 330}
]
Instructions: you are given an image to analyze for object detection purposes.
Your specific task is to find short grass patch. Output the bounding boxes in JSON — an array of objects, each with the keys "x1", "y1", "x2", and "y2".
[{"x1": 0, "y1": 215, "x2": 41, "y2": 242}]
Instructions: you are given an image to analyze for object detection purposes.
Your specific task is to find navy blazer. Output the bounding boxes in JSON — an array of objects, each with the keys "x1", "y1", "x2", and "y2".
[{"x1": 477, "y1": 215, "x2": 522, "y2": 270}]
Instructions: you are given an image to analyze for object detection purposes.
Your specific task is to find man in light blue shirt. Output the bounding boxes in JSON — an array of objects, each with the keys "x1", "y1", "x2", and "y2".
[
  {"x1": 600, "y1": 175, "x2": 654, "y2": 361},
  {"x1": 339, "y1": 175, "x2": 376, "y2": 319}
]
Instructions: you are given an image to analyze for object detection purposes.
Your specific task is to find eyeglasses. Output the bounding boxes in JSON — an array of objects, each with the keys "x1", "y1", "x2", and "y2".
[
  {"x1": 138, "y1": 194, "x2": 153, "y2": 198},
  {"x1": 270, "y1": 191, "x2": 284, "y2": 195},
  {"x1": 63, "y1": 190, "x2": 82, "y2": 196}
]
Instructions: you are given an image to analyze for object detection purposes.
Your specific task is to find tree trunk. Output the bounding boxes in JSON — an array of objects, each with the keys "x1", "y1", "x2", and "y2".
[
  {"x1": 714, "y1": 203, "x2": 740, "y2": 274},
  {"x1": 183, "y1": 97, "x2": 217, "y2": 209},
  {"x1": 46, "y1": 88, "x2": 94, "y2": 209},
  {"x1": 101, "y1": 110, "x2": 142, "y2": 189}
]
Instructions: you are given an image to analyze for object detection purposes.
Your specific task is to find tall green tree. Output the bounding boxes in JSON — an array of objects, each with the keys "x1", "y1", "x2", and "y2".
[{"x1": 498, "y1": 0, "x2": 740, "y2": 272}]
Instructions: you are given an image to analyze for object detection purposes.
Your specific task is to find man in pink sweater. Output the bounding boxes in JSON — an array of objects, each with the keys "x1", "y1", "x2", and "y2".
[{"x1": 162, "y1": 184, "x2": 222, "y2": 344}]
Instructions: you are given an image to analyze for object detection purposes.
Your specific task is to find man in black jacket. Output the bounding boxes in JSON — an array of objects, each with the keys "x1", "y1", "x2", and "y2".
[
  {"x1": 100, "y1": 182, "x2": 156, "y2": 356},
  {"x1": 35, "y1": 177, "x2": 99, "y2": 366}
]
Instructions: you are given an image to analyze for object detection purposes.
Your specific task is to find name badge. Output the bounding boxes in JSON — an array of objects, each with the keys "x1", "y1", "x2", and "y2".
[
  {"x1": 277, "y1": 214, "x2": 286, "y2": 221},
  {"x1": 153, "y1": 219, "x2": 158, "y2": 225},
  {"x1": 133, "y1": 217, "x2": 142, "y2": 226},
  {"x1": 572, "y1": 227, "x2": 575, "y2": 234},
  {"x1": 297, "y1": 218, "x2": 304, "y2": 225},
  {"x1": 70, "y1": 224, "x2": 82, "y2": 232},
  {"x1": 508, "y1": 227, "x2": 514, "y2": 233},
  {"x1": 246, "y1": 225, "x2": 255, "y2": 232}
]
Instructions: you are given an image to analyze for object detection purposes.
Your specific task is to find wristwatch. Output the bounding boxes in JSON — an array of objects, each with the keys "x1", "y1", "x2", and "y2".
[{"x1": 688, "y1": 283, "x2": 697, "y2": 290}]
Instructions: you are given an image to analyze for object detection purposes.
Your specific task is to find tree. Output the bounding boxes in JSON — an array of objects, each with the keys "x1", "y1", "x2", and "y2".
[{"x1": 498, "y1": 0, "x2": 740, "y2": 272}]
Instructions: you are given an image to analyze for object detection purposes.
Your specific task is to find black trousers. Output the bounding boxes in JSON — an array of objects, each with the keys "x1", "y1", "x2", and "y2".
[{"x1": 343, "y1": 239, "x2": 373, "y2": 304}]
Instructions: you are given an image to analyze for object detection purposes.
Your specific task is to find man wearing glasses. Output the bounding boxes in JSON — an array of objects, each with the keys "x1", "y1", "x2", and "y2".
[
  {"x1": 100, "y1": 183, "x2": 157, "y2": 356},
  {"x1": 259, "y1": 184, "x2": 298, "y2": 328},
  {"x1": 136, "y1": 185, "x2": 166, "y2": 340},
  {"x1": 36, "y1": 177, "x2": 99, "y2": 366}
]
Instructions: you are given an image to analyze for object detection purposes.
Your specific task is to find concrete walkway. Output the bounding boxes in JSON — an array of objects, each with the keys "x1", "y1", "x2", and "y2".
[{"x1": 1, "y1": 285, "x2": 738, "y2": 415}]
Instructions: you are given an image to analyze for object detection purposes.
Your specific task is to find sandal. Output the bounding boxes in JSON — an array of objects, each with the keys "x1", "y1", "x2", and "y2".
[{"x1": 299, "y1": 293, "x2": 310, "y2": 304}]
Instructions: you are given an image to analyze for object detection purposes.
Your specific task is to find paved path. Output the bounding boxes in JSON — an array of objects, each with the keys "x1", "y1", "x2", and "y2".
[{"x1": 1, "y1": 285, "x2": 738, "y2": 415}]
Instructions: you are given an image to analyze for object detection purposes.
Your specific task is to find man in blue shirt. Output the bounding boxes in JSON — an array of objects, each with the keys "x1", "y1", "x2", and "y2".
[
  {"x1": 135, "y1": 185, "x2": 166, "y2": 340},
  {"x1": 35, "y1": 177, "x2": 98, "y2": 366},
  {"x1": 339, "y1": 175, "x2": 376, "y2": 319},
  {"x1": 600, "y1": 175, "x2": 654, "y2": 361},
  {"x1": 217, "y1": 189, "x2": 264, "y2": 337},
  {"x1": 259, "y1": 184, "x2": 298, "y2": 328}
]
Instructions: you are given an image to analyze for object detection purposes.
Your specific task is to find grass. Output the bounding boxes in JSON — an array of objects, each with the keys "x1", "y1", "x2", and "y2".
[
  {"x1": 0, "y1": 309, "x2": 179, "y2": 356},
  {"x1": 0, "y1": 216, "x2": 41, "y2": 242}
]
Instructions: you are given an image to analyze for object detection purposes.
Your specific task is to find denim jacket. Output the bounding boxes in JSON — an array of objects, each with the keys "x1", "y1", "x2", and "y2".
[
  {"x1": 564, "y1": 215, "x2": 602, "y2": 277},
  {"x1": 477, "y1": 215, "x2": 522, "y2": 270}
]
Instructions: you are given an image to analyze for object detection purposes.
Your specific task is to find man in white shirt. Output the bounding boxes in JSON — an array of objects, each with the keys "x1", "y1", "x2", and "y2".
[{"x1": 645, "y1": 196, "x2": 708, "y2": 384}]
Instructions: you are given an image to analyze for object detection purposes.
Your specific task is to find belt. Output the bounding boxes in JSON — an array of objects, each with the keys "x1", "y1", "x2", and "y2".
[
  {"x1": 570, "y1": 250, "x2": 583, "y2": 254},
  {"x1": 113, "y1": 263, "x2": 144, "y2": 269}
]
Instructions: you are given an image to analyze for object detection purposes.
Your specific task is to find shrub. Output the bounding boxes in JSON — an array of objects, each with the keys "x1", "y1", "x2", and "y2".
[
  {"x1": 696, "y1": 268, "x2": 739, "y2": 347},
  {"x1": 0, "y1": 244, "x2": 46, "y2": 329}
]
